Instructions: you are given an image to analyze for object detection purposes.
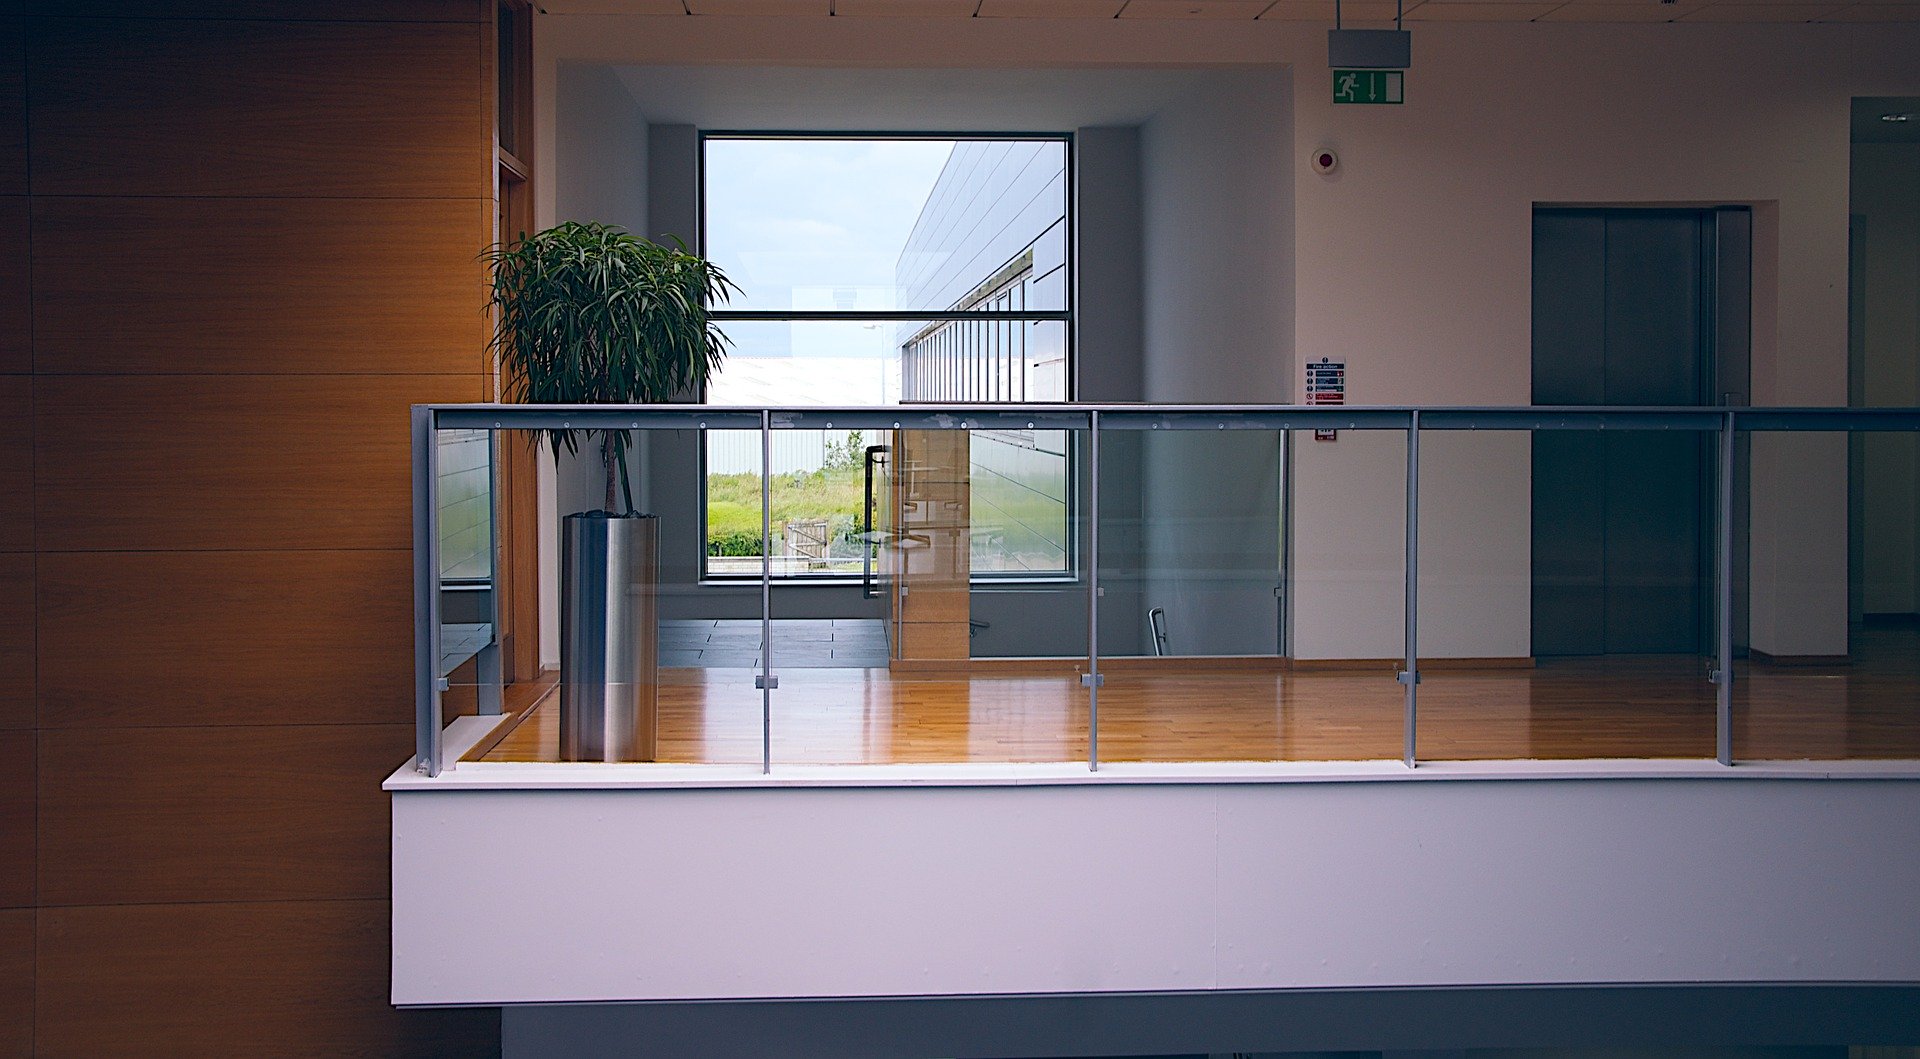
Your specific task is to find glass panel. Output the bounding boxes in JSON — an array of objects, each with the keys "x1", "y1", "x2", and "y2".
[
  {"x1": 769, "y1": 419, "x2": 1091, "y2": 765},
  {"x1": 706, "y1": 318, "x2": 1067, "y2": 408},
  {"x1": 970, "y1": 426, "x2": 1071, "y2": 576},
  {"x1": 705, "y1": 428, "x2": 868, "y2": 579},
  {"x1": 703, "y1": 319, "x2": 1070, "y2": 582},
  {"x1": 465, "y1": 423, "x2": 767, "y2": 765},
  {"x1": 1093, "y1": 416, "x2": 1402, "y2": 763},
  {"x1": 1417, "y1": 426, "x2": 1718, "y2": 761},
  {"x1": 1735, "y1": 428, "x2": 1917, "y2": 759},
  {"x1": 704, "y1": 137, "x2": 1068, "y2": 313},
  {"x1": 436, "y1": 426, "x2": 500, "y2": 728}
]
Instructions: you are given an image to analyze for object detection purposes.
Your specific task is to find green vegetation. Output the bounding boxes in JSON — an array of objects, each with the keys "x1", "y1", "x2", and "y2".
[
  {"x1": 483, "y1": 220, "x2": 735, "y2": 513},
  {"x1": 706, "y1": 465, "x2": 866, "y2": 555}
]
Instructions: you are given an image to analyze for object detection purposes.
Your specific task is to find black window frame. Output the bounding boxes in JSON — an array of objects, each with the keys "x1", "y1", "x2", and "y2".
[{"x1": 696, "y1": 130, "x2": 1079, "y2": 585}]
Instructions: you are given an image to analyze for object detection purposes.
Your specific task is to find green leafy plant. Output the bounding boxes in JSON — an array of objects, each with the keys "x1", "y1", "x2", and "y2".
[{"x1": 484, "y1": 221, "x2": 738, "y2": 514}]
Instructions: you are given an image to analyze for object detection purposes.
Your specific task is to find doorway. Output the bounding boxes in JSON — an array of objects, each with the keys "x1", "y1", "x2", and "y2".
[{"x1": 1531, "y1": 207, "x2": 1751, "y2": 656}]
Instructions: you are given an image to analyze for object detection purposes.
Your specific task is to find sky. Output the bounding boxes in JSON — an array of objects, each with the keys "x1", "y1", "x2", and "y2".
[{"x1": 703, "y1": 137, "x2": 956, "y2": 406}]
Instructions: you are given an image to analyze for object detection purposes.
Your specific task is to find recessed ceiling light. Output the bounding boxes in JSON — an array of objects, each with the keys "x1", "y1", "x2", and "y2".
[{"x1": 1882, "y1": 113, "x2": 1914, "y2": 123}]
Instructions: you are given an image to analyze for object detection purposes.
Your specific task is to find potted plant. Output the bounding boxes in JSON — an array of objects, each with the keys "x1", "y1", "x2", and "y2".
[{"x1": 485, "y1": 221, "x2": 736, "y2": 762}]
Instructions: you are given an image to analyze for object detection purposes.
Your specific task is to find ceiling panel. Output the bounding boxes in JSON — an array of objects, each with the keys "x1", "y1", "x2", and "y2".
[
  {"x1": 1678, "y1": 3, "x2": 1844, "y2": 17},
  {"x1": 1258, "y1": 0, "x2": 1412, "y2": 18},
  {"x1": 1117, "y1": 0, "x2": 1275, "y2": 16},
  {"x1": 538, "y1": 0, "x2": 687, "y2": 11},
  {"x1": 685, "y1": 0, "x2": 830, "y2": 12},
  {"x1": 1538, "y1": 3, "x2": 1704, "y2": 19},
  {"x1": 1819, "y1": 2, "x2": 1920, "y2": 14},
  {"x1": 976, "y1": 0, "x2": 1125, "y2": 13},
  {"x1": 1409, "y1": 1, "x2": 1556, "y2": 15},
  {"x1": 834, "y1": 0, "x2": 981, "y2": 12}
]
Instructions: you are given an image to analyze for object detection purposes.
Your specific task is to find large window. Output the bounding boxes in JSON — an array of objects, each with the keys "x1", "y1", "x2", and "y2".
[{"x1": 701, "y1": 134, "x2": 1072, "y2": 579}]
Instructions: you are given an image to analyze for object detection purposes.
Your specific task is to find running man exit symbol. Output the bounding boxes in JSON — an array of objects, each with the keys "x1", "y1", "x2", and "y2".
[{"x1": 1333, "y1": 69, "x2": 1404, "y2": 105}]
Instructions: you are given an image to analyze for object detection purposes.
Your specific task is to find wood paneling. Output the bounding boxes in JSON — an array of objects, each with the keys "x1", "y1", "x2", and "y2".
[
  {"x1": 34, "y1": 373, "x2": 485, "y2": 552},
  {"x1": 0, "y1": 19, "x2": 21, "y2": 197},
  {"x1": 0, "y1": 197, "x2": 25, "y2": 373},
  {"x1": 891, "y1": 429, "x2": 972, "y2": 660},
  {"x1": 0, "y1": 909, "x2": 28, "y2": 1058},
  {"x1": 36, "y1": 901, "x2": 497, "y2": 1057},
  {"x1": 0, "y1": 731, "x2": 30, "y2": 908},
  {"x1": 0, "y1": 555, "x2": 29, "y2": 731},
  {"x1": 16, "y1": 7, "x2": 500, "y2": 1052},
  {"x1": 0, "y1": 376, "x2": 28, "y2": 551},
  {"x1": 38, "y1": 724, "x2": 409, "y2": 906},
  {"x1": 28, "y1": 0, "x2": 486, "y2": 18},
  {"x1": 32, "y1": 196, "x2": 490, "y2": 375},
  {"x1": 37, "y1": 550, "x2": 413, "y2": 728},
  {"x1": 29, "y1": 17, "x2": 486, "y2": 198}
]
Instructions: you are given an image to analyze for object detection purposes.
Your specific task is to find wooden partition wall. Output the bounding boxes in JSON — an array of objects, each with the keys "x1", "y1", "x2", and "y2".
[{"x1": 1, "y1": 4, "x2": 500, "y2": 1054}]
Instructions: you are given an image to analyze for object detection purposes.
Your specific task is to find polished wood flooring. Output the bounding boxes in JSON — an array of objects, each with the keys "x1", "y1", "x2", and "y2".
[{"x1": 476, "y1": 629, "x2": 1920, "y2": 765}]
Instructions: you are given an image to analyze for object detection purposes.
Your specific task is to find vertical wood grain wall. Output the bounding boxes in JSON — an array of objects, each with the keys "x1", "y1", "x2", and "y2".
[{"x1": 2, "y1": 2, "x2": 500, "y2": 1053}]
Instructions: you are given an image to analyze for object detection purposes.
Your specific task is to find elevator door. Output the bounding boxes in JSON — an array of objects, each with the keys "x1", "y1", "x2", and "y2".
[{"x1": 1532, "y1": 208, "x2": 1747, "y2": 656}]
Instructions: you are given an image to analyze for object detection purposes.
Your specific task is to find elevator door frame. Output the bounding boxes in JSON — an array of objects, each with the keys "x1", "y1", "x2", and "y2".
[{"x1": 1531, "y1": 205, "x2": 1751, "y2": 658}]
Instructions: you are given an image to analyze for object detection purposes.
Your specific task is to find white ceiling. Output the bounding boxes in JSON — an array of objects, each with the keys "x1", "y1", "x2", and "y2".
[
  {"x1": 543, "y1": 0, "x2": 1919, "y2": 23},
  {"x1": 611, "y1": 65, "x2": 1279, "y2": 128}
]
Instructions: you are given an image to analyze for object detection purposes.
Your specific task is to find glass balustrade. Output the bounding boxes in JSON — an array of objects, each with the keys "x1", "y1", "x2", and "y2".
[{"x1": 408, "y1": 404, "x2": 1920, "y2": 776}]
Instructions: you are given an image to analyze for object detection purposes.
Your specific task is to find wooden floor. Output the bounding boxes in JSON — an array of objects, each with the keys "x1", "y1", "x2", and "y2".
[{"x1": 475, "y1": 629, "x2": 1920, "y2": 765}]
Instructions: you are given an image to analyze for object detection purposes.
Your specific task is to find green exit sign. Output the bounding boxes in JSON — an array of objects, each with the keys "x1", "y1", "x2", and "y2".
[{"x1": 1333, "y1": 69, "x2": 1404, "y2": 105}]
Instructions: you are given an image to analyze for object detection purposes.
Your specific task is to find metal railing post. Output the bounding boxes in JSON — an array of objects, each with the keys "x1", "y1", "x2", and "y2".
[
  {"x1": 411, "y1": 405, "x2": 445, "y2": 776},
  {"x1": 1087, "y1": 411, "x2": 1102, "y2": 772},
  {"x1": 1716, "y1": 409, "x2": 1736, "y2": 765},
  {"x1": 760, "y1": 410, "x2": 775, "y2": 775},
  {"x1": 1401, "y1": 411, "x2": 1420, "y2": 769},
  {"x1": 478, "y1": 428, "x2": 502, "y2": 715}
]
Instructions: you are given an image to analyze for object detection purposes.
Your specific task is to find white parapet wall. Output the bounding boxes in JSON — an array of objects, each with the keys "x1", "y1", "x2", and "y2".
[{"x1": 390, "y1": 763, "x2": 1920, "y2": 1007}]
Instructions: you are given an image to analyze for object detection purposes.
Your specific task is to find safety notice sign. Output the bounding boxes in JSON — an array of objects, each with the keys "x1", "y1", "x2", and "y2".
[{"x1": 1306, "y1": 358, "x2": 1345, "y2": 441}]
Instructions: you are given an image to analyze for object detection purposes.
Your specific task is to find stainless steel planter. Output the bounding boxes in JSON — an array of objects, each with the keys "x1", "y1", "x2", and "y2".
[{"x1": 560, "y1": 512, "x2": 658, "y2": 762}]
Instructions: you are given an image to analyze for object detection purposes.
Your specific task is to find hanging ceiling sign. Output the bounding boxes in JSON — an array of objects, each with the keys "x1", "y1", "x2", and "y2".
[{"x1": 1333, "y1": 70, "x2": 1404, "y2": 105}]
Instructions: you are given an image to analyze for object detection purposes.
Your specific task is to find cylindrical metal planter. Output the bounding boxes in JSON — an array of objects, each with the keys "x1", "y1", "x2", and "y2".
[{"x1": 560, "y1": 512, "x2": 659, "y2": 762}]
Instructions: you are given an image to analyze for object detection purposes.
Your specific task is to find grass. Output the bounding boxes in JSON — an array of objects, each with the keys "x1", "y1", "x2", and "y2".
[{"x1": 707, "y1": 467, "x2": 866, "y2": 542}]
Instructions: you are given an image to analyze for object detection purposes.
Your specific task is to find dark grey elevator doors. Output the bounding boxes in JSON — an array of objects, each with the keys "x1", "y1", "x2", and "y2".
[{"x1": 1532, "y1": 208, "x2": 1747, "y2": 657}]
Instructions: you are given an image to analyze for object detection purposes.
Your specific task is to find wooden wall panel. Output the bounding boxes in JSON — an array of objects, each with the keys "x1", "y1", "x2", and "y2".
[
  {"x1": 0, "y1": 197, "x2": 24, "y2": 373},
  {"x1": 29, "y1": 17, "x2": 487, "y2": 198},
  {"x1": 37, "y1": 901, "x2": 497, "y2": 1057},
  {"x1": 30, "y1": 0, "x2": 486, "y2": 19},
  {"x1": 33, "y1": 196, "x2": 490, "y2": 375},
  {"x1": 0, "y1": 909, "x2": 28, "y2": 1058},
  {"x1": 0, "y1": 555, "x2": 28, "y2": 730},
  {"x1": 19, "y1": 5, "x2": 500, "y2": 1052},
  {"x1": 0, "y1": 375, "x2": 25, "y2": 551},
  {"x1": 37, "y1": 550, "x2": 414, "y2": 728},
  {"x1": 0, "y1": 731, "x2": 30, "y2": 908},
  {"x1": 38, "y1": 724, "x2": 409, "y2": 906},
  {"x1": 34, "y1": 373, "x2": 485, "y2": 552},
  {"x1": 0, "y1": 18, "x2": 21, "y2": 198}
]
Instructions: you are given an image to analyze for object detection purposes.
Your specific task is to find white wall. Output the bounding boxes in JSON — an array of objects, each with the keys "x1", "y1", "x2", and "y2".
[
  {"x1": 539, "y1": 63, "x2": 655, "y2": 668},
  {"x1": 1135, "y1": 70, "x2": 1293, "y2": 655},
  {"x1": 1291, "y1": 25, "x2": 1920, "y2": 659},
  {"x1": 1140, "y1": 69, "x2": 1292, "y2": 406},
  {"x1": 392, "y1": 773, "x2": 1920, "y2": 1006},
  {"x1": 533, "y1": 14, "x2": 1920, "y2": 661}
]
